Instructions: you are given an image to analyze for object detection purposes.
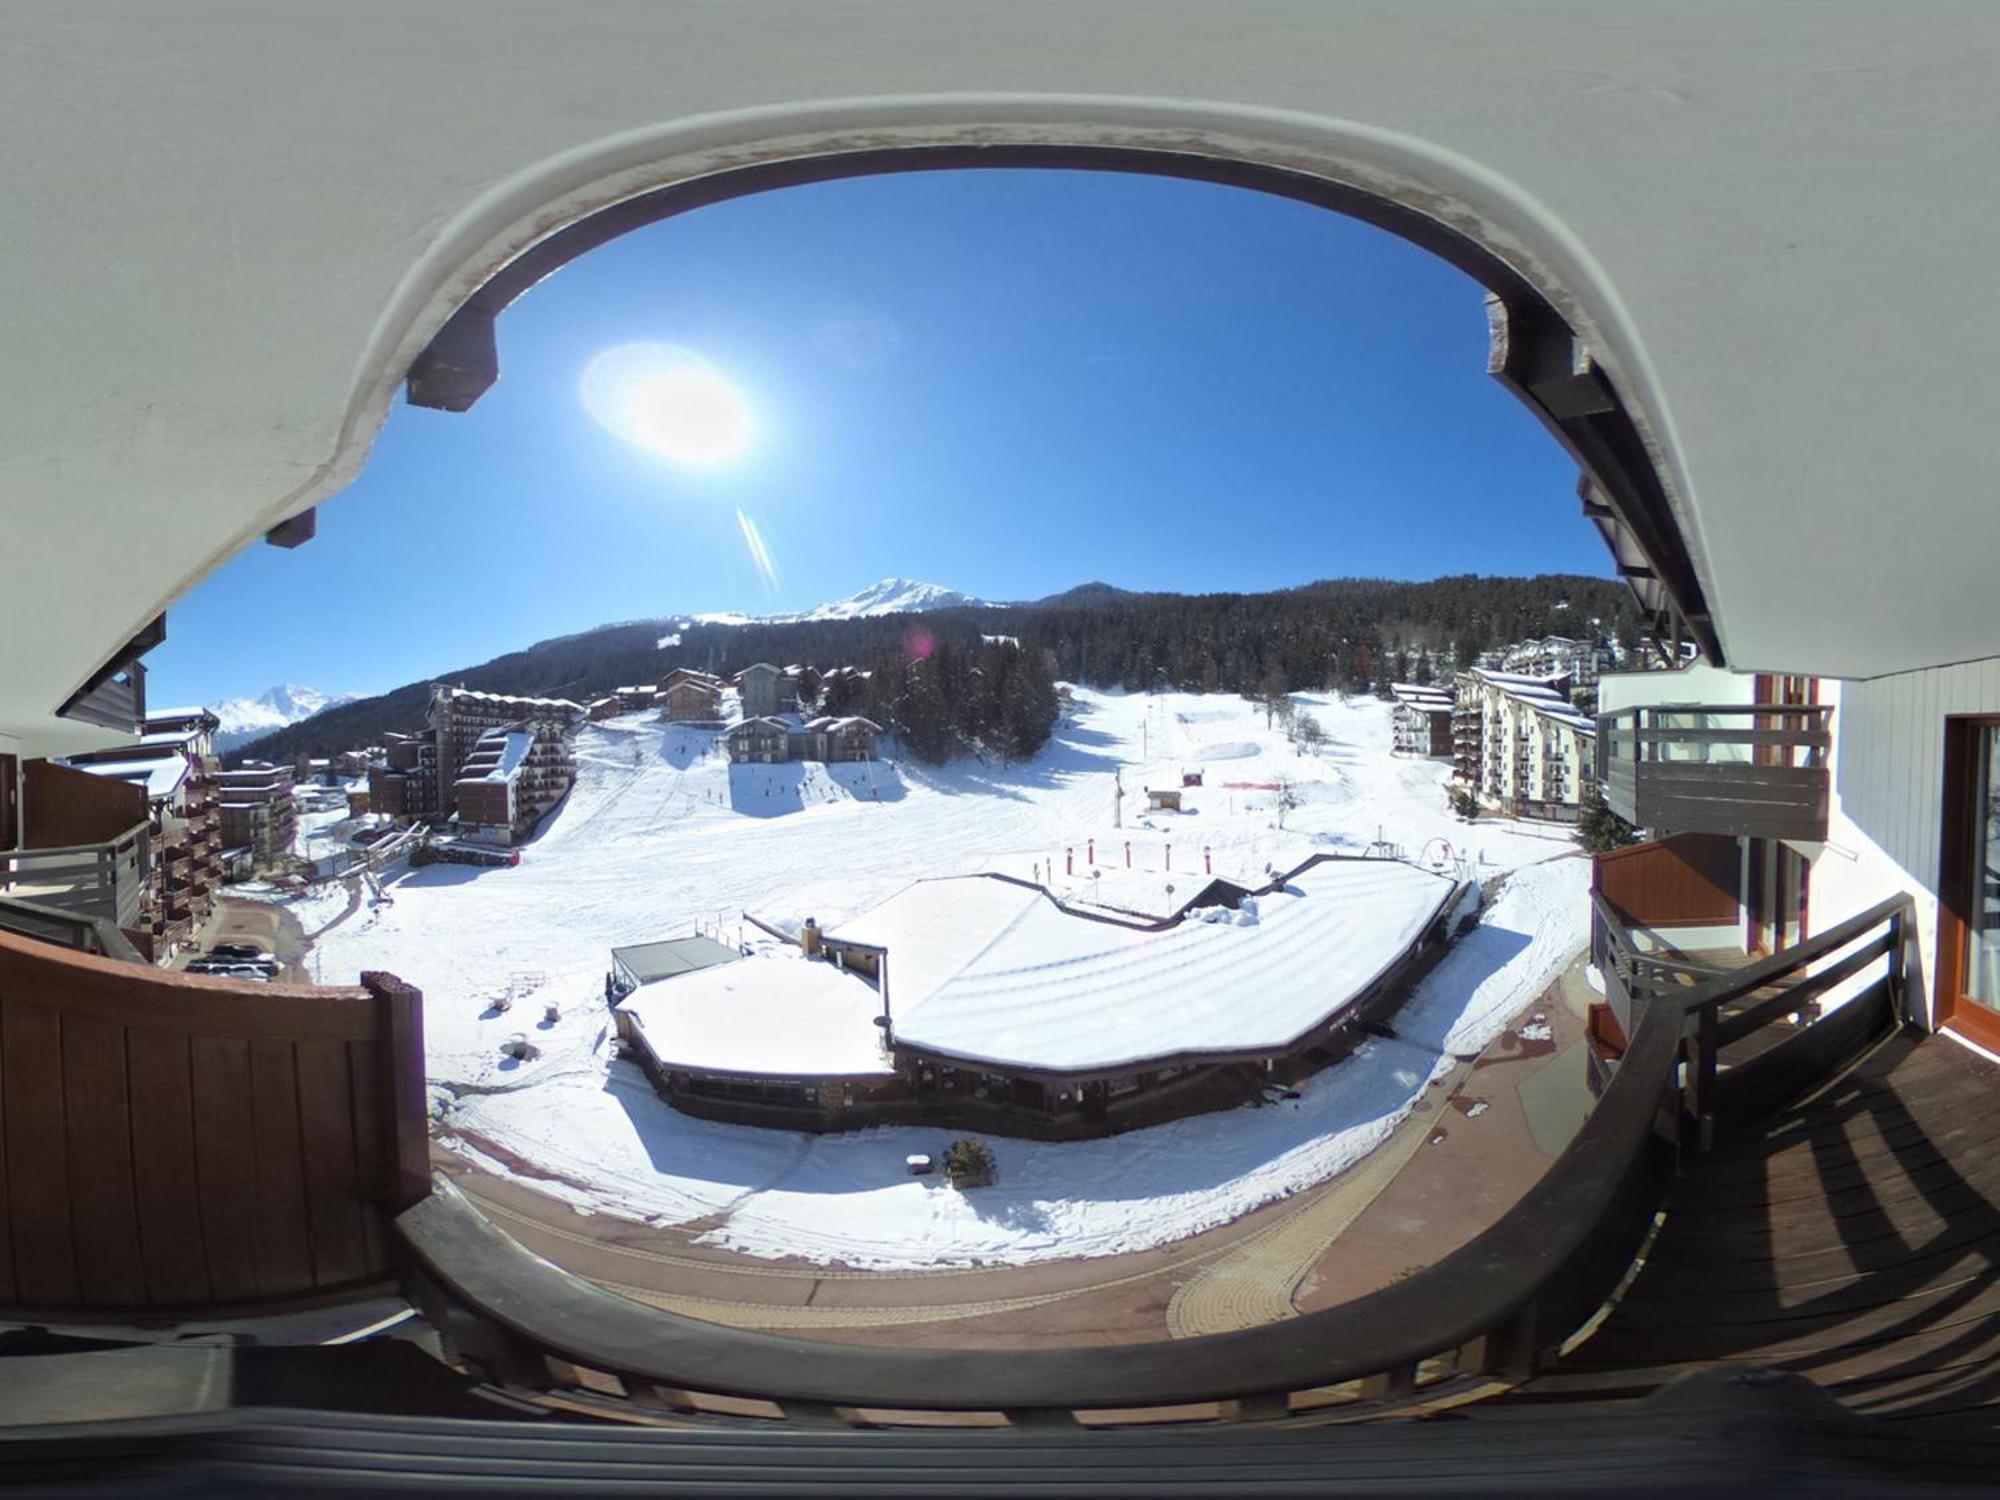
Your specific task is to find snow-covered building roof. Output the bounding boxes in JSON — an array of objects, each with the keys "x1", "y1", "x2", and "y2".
[
  {"x1": 467, "y1": 730, "x2": 535, "y2": 783},
  {"x1": 818, "y1": 860, "x2": 1460, "y2": 1076},
  {"x1": 1389, "y1": 683, "x2": 1453, "y2": 708},
  {"x1": 69, "y1": 754, "x2": 192, "y2": 802},
  {"x1": 619, "y1": 949, "x2": 894, "y2": 1079}
]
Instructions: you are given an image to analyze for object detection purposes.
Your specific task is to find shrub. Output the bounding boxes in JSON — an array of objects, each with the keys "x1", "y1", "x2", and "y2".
[
  {"x1": 1448, "y1": 786, "x2": 1481, "y2": 820},
  {"x1": 1576, "y1": 793, "x2": 1642, "y2": 855},
  {"x1": 943, "y1": 1137, "x2": 996, "y2": 1185}
]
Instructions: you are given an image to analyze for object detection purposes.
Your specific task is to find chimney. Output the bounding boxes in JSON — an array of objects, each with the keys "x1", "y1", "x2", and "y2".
[{"x1": 801, "y1": 917, "x2": 820, "y2": 957}]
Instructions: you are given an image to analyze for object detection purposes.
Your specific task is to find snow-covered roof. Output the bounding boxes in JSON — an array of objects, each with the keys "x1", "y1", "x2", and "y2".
[
  {"x1": 145, "y1": 705, "x2": 208, "y2": 721},
  {"x1": 136, "y1": 728, "x2": 202, "y2": 748},
  {"x1": 471, "y1": 730, "x2": 535, "y2": 782},
  {"x1": 433, "y1": 686, "x2": 583, "y2": 715},
  {"x1": 834, "y1": 862, "x2": 1457, "y2": 1075},
  {"x1": 618, "y1": 949, "x2": 894, "y2": 1079},
  {"x1": 69, "y1": 754, "x2": 191, "y2": 801},
  {"x1": 1389, "y1": 683, "x2": 1453, "y2": 707},
  {"x1": 725, "y1": 716, "x2": 792, "y2": 737}
]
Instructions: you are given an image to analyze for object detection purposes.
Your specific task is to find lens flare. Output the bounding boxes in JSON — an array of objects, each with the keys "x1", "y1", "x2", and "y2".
[
  {"x1": 736, "y1": 509, "x2": 779, "y2": 593},
  {"x1": 580, "y1": 342, "x2": 752, "y2": 465},
  {"x1": 903, "y1": 626, "x2": 935, "y2": 662}
]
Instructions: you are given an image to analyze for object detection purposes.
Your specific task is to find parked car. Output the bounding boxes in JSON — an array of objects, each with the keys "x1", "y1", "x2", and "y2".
[{"x1": 208, "y1": 942, "x2": 270, "y2": 961}]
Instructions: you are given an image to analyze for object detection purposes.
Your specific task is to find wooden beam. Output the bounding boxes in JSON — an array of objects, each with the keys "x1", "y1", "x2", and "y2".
[{"x1": 265, "y1": 508, "x2": 316, "y2": 549}]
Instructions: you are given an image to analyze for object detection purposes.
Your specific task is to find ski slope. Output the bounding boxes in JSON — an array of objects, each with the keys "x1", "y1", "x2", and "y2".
[{"x1": 288, "y1": 687, "x2": 1588, "y2": 1267}]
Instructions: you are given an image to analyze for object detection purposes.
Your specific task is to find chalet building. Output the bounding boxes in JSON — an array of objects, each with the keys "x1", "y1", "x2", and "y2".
[
  {"x1": 583, "y1": 695, "x2": 620, "y2": 722},
  {"x1": 736, "y1": 662, "x2": 794, "y2": 719},
  {"x1": 724, "y1": 715, "x2": 881, "y2": 764},
  {"x1": 724, "y1": 717, "x2": 791, "y2": 764},
  {"x1": 800, "y1": 716, "x2": 880, "y2": 762},
  {"x1": 659, "y1": 678, "x2": 722, "y2": 722},
  {"x1": 661, "y1": 666, "x2": 725, "y2": 694},
  {"x1": 1389, "y1": 683, "x2": 1454, "y2": 758},
  {"x1": 613, "y1": 684, "x2": 658, "y2": 711},
  {"x1": 215, "y1": 761, "x2": 298, "y2": 872},
  {"x1": 428, "y1": 686, "x2": 583, "y2": 821},
  {"x1": 335, "y1": 748, "x2": 373, "y2": 779},
  {"x1": 1451, "y1": 669, "x2": 1596, "y2": 821}
]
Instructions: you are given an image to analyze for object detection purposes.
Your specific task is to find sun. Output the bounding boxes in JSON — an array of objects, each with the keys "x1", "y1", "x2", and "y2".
[{"x1": 581, "y1": 343, "x2": 753, "y2": 466}]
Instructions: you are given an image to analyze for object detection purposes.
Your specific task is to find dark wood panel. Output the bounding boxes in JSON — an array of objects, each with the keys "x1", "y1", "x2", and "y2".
[
  {"x1": 19, "y1": 760, "x2": 144, "y2": 849},
  {"x1": 57, "y1": 1014, "x2": 144, "y2": 1305},
  {"x1": 345, "y1": 1037, "x2": 389, "y2": 1271},
  {"x1": 1, "y1": 1001, "x2": 75, "y2": 1305},
  {"x1": 126, "y1": 1032, "x2": 212, "y2": 1305},
  {"x1": 189, "y1": 1036, "x2": 259, "y2": 1300},
  {"x1": 294, "y1": 1039, "x2": 368, "y2": 1288},
  {"x1": 1594, "y1": 834, "x2": 1739, "y2": 928},
  {"x1": 247, "y1": 1041, "x2": 313, "y2": 1297}
]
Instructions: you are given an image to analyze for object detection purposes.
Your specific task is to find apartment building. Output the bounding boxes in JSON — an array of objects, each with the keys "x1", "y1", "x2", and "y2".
[
  {"x1": 1487, "y1": 635, "x2": 1614, "y2": 692},
  {"x1": 368, "y1": 732, "x2": 440, "y2": 820},
  {"x1": 429, "y1": 686, "x2": 583, "y2": 818},
  {"x1": 215, "y1": 761, "x2": 298, "y2": 873},
  {"x1": 1388, "y1": 683, "x2": 1453, "y2": 758},
  {"x1": 1451, "y1": 668, "x2": 1596, "y2": 822}
]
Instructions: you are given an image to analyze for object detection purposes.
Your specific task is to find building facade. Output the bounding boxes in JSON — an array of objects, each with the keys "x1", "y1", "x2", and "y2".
[
  {"x1": 737, "y1": 663, "x2": 794, "y2": 719},
  {"x1": 1389, "y1": 683, "x2": 1454, "y2": 758},
  {"x1": 428, "y1": 686, "x2": 583, "y2": 823},
  {"x1": 215, "y1": 762, "x2": 298, "y2": 873},
  {"x1": 660, "y1": 679, "x2": 722, "y2": 721},
  {"x1": 1452, "y1": 668, "x2": 1597, "y2": 822}
]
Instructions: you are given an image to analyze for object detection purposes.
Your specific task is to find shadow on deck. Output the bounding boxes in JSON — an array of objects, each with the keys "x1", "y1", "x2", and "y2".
[{"x1": 1523, "y1": 1028, "x2": 2000, "y2": 1426}]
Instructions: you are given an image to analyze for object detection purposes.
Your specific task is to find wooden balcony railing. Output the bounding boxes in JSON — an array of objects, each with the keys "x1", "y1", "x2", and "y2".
[
  {"x1": 397, "y1": 897, "x2": 1912, "y2": 1423},
  {"x1": 0, "y1": 822, "x2": 150, "y2": 930},
  {"x1": 1596, "y1": 703, "x2": 1831, "y2": 839},
  {"x1": 0, "y1": 933, "x2": 427, "y2": 1314}
]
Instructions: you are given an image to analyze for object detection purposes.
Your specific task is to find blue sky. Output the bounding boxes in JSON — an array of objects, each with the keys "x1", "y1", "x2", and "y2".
[{"x1": 151, "y1": 168, "x2": 1602, "y2": 705}]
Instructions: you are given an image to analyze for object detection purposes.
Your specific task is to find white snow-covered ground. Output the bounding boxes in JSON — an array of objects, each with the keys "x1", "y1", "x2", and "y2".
[{"x1": 268, "y1": 687, "x2": 1589, "y2": 1268}]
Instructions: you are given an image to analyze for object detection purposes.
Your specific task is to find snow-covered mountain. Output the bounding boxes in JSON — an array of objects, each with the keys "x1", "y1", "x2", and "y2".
[
  {"x1": 671, "y1": 578, "x2": 988, "y2": 632},
  {"x1": 210, "y1": 684, "x2": 359, "y2": 753},
  {"x1": 798, "y1": 577, "x2": 987, "y2": 620}
]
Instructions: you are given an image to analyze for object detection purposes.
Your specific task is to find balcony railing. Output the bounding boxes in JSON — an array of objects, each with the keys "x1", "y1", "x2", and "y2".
[
  {"x1": 0, "y1": 822, "x2": 150, "y2": 929},
  {"x1": 1596, "y1": 703, "x2": 1831, "y2": 839}
]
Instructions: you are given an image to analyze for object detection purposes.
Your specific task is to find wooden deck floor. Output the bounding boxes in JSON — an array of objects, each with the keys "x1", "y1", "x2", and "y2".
[{"x1": 1524, "y1": 1029, "x2": 2000, "y2": 1423}]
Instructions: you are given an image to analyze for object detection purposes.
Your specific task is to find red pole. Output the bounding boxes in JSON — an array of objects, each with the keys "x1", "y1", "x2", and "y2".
[{"x1": 1087, "y1": 838, "x2": 1095, "y2": 865}]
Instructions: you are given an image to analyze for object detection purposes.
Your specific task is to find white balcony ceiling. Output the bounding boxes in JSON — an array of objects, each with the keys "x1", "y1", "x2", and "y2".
[{"x1": 1, "y1": 2, "x2": 1995, "y2": 749}]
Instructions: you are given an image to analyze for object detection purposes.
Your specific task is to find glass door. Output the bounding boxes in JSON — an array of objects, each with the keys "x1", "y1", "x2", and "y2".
[{"x1": 1941, "y1": 719, "x2": 2000, "y2": 1046}]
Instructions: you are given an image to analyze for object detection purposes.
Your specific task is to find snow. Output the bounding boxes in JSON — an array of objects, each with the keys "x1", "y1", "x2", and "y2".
[
  {"x1": 621, "y1": 948, "x2": 896, "y2": 1078},
  {"x1": 262, "y1": 687, "x2": 1590, "y2": 1267},
  {"x1": 69, "y1": 754, "x2": 191, "y2": 801},
  {"x1": 447, "y1": 857, "x2": 1586, "y2": 1268},
  {"x1": 824, "y1": 860, "x2": 1455, "y2": 1074},
  {"x1": 208, "y1": 683, "x2": 359, "y2": 751},
  {"x1": 475, "y1": 730, "x2": 535, "y2": 782}
]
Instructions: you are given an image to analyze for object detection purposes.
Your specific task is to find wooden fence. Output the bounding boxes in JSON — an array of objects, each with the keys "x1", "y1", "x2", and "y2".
[{"x1": 0, "y1": 930, "x2": 427, "y2": 1315}]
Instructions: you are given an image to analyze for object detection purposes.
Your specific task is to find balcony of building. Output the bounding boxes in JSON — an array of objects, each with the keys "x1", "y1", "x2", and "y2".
[
  {"x1": 0, "y1": 821, "x2": 150, "y2": 931},
  {"x1": 1595, "y1": 668, "x2": 1830, "y2": 841}
]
